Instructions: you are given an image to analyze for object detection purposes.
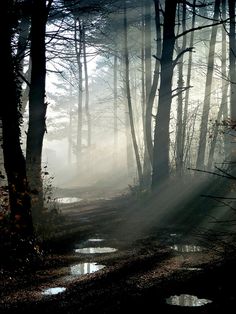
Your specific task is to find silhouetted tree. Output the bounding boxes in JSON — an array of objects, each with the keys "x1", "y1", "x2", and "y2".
[
  {"x1": 208, "y1": 0, "x2": 228, "y2": 169},
  {"x1": 152, "y1": 0, "x2": 178, "y2": 189},
  {"x1": 228, "y1": 0, "x2": 236, "y2": 168},
  {"x1": 73, "y1": 17, "x2": 83, "y2": 167},
  {"x1": 26, "y1": 0, "x2": 53, "y2": 220},
  {"x1": 142, "y1": 0, "x2": 152, "y2": 187},
  {"x1": 123, "y1": 0, "x2": 143, "y2": 185},
  {"x1": 182, "y1": 0, "x2": 196, "y2": 166},
  {"x1": 196, "y1": 0, "x2": 220, "y2": 169},
  {"x1": 175, "y1": 0, "x2": 187, "y2": 176},
  {"x1": 145, "y1": 0, "x2": 161, "y2": 169},
  {"x1": 0, "y1": 0, "x2": 33, "y2": 237}
]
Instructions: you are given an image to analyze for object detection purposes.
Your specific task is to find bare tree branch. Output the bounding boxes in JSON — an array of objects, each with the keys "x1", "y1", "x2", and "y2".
[
  {"x1": 176, "y1": 19, "x2": 229, "y2": 39},
  {"x1": 214, "y1": 166, "x2": 236, "y2": 180},
  {"x1": 187, "y1": 167, "x2": 236, "y2": 179},
  {"x1": 173, "y1": 47, "x2": 194, "y2": 67},
  {"x1": 152, "y1": 54, "x2": 161, "y2": 62},
  {"x1": 178, "y1": 0, "x2": 213, "y2": 8},
  {"x1": 172, "y1": 86, "x2": 192, "y2": 98}
]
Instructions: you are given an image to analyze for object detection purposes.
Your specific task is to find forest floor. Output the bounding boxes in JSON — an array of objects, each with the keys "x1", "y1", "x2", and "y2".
[{"x1": 1, "y1": 182, "x2": 236, "y2": 314}]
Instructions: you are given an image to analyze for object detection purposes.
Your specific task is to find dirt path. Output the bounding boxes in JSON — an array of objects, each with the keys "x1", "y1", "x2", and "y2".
[{"x1": 1, "y1": 194, "x2": 235, "y2": 313}]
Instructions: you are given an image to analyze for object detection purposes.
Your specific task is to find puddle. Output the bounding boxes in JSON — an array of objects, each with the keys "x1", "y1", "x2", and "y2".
[
  {"x1": 166, "y1": 294, "x2": 213, "y2": 307},
  {"x1": 70, "y1": 263, "x2": 105, "y2": 275},
  {"x1": 171, "y1": 244, "x2": 202, "y2": 252},
  {"x1": 88, "y1": 238, "x2": 104, "y2": 242},
  {"x1": 94, "y1": 197, "x2": 111, "y2": 201},
  {"x1": 56, "y1": 197, "x2": 82, "y2": 204},
  {"x1": 42, "y1": 287, "x2": 66, "y2": 296},
  {"x1": 75, "y1": 247, "x2": 117, "y2": 254},
  {"x1": 182, "y1": 267, "x2": 202, "y2": 271}
]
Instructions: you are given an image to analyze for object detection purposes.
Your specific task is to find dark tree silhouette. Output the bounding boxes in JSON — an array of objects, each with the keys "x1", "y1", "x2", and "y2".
[
  {"x1": 0, "y1": 0, "x2": 33, "y2": 237},
  {"x1": 26, "y1": 0, "x2": 53, "y2": 220},
  {"x1": 152, "y1": 0, "x2": 178, "y2": 189}
]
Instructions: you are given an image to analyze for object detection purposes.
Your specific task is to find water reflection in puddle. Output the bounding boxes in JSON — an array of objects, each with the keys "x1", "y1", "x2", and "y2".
[
  {"x1": 56, "y1": 197, "x2": 82, "y2": 204},
  {"x1": 88, "y1": 238, "x2": 104, "y2": 242},
  {"x1": 166, "y1": 294, "x2": 213, "y2": 307},
  {"x1": 171, "y1": 244, "x2": 202, "y2": 252},
  {"x1": 42, "y1": 287, "x2": 66, "y2": 296},
  {"x1": 94, "y1": 197, "x2": 111, "y2": 201},
  {"x1": 70, "y1": 263, "x2": 105, "y2": 275},
  {"x1": 182, "y1": 267, "x2": 202, "y2": 271},
  {"x1": 75, "y1": 247, "x2": 117, "y2": 254}
]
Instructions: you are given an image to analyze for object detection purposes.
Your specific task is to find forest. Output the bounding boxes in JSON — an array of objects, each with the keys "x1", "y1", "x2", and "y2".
[{"x1": 1, "y1": 0, "x2": 236, "y2": 313}]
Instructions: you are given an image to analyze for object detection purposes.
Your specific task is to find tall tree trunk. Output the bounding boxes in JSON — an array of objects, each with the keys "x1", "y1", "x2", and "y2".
[
  {"x1": 82, "y1": 24, "x2": 91, "y2": 148},
  {"x1": 124, "y1": 99, "x2": 135, "y2": 178},
  {"x1": 68, "y1": 82, "x2": 73, "y2": 164},
  {"x1": 113, "y1": 53, "x2": 118, "y2": 166},
  {"x1": 228, "y1": 0, "x2": 236, "y2": 167},
  {"x1": 152, "y1": 0, "x2": 177, "y2": 190},
  {"x1": 17, "y1": 15, "x2": 31, "y2": 114},
  {"x1": 120, "y1": 55, "x2": 134, "y2": 178},
  {"x1": 222, "y1": 0, "x2": 228, "y2": 121},
  {"x1": 182, "y1": 0, "x2": 196, "y2": 164},
  {"x1": 221, "y1": 0, "x2": 229, "y2": 158},
  {"x1": 184, "y1": 107, "x2": 199, "y2": 168},
  {"x1": 74, "y1": 19, "x2": 83, "y2": 167},
  {"x1": 141, "y1": 11, "x2": 146, "y2": 133},
  {"x1": 143, "y1": 0, "x2": 152, "y2": 187},
  {"x1": 145, "y1": 0, "x2": 161, "y2": 167},
  {"x1": 175, "y1": 0, "x2": 186, "y2": 176},
  {"x1": 208, "y1": 0, "x2": 228, "y2": 169},
  {"x1": 207, "y1": 87, "x2": 228, "y2": 169},
  {"x1": 123, "y1": 0, "x2": 143, "y2": 185},
  {"x1": 0, "y1": 119, "x2": 3, "y2": 176},
  {"x1": 196, "y1": 0, "x2": 220, "y2": 169},
  {"x1": 26, "y1": 0, "x2": 50, "y2": 221},
  {"x1": 1, "y1": 0, "x2": 33, "y2": 236},
  {"x1": 21, "y1": 63, "x2": 31, "y2": 113}
]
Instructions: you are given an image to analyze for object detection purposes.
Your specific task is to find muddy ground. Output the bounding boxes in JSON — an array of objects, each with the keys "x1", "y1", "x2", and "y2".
[{"x1": 1, "y1": 185, "x2": 236, "y2": 314}]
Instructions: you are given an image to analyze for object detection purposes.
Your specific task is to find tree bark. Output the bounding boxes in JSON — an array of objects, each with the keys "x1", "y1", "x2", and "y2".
[
  {"x1": 222, "y1": 0, "x2": 228, "y2": 125},
  {"x1": 16, "y1": 14, "x2": 31, "y2": 114},
  {"x1": 143, "y1": 0, "x2": 152, "y2": 187},
  {"x1": 152, "y1": 0, "x2": 177, "y2": 190},
  {"x1": 208, "y1": 0, "x2": 228, "y2": 169},
  {"x1": 82, "y1": 24, "x2": 91, "y2": 148},
  {"x1": 123, "y1": 0, "x2": 143, "y2": 186},
  {"x1": 196, "y1": 0, "x2": 220, "y2": 169},
  {"x1": 145, "y1": 0, "x2": 161, "y2": 167},
  {"x1": 1, "y1": 0, "x2": 33, "y2": 236},
  {"x1": 175, "y1": 0, "x2": 186, "y2": 176},
  {"x1": 113, "y1": 53, "x2": 118, "y2": 166},
  {"x1": 141, "y1": 9, "x2": 146, "y2": 134},
  {"x1": 182, "y1": 0, "x2": 196, "y2": 165},
  {"x1": 26, "y1": 0, "x2": 50, "y2": 221},
  {"x1": 68, "y1": 82, "x2": 73, "y2": 164},
  {"x1": 228, "y1": 0, "x2": 236, "y2": 167},
  {"x1": 207, "y1": 86, "x2": 228, "y2": 169},
  {"x1": 21, "y1": 63, "x2": 31, "y2": 113},
  {"x1": 74, "y1": 18, "x2": 83, "y2": 167}
]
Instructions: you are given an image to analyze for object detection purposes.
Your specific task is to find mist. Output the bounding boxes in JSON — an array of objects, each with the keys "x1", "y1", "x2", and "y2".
[
  {"x1": 5, "y1": 0, "x2": 234, "y2": 239},
  {"x1": 1, "y1": 1, "x2": 236, "y2": 312}
]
